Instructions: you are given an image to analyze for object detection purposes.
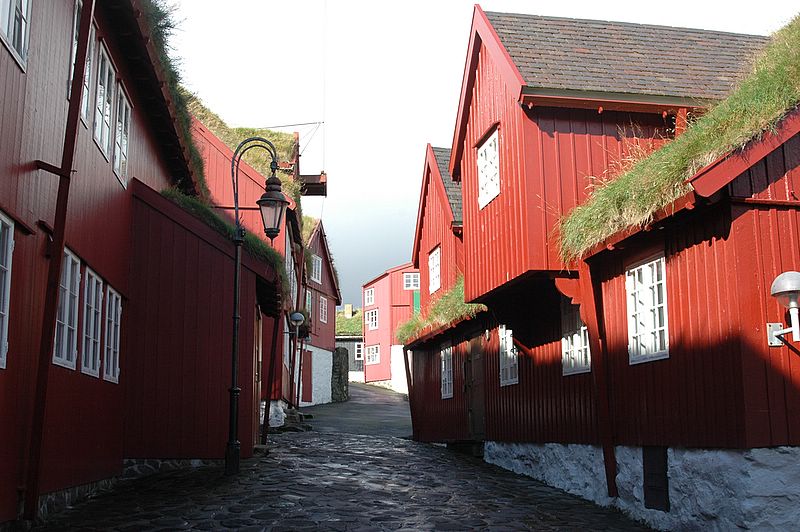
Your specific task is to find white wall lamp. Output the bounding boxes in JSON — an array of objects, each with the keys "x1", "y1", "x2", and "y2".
[{"x1": 768, "y1": 271, "x2": 800, "y2": 347}]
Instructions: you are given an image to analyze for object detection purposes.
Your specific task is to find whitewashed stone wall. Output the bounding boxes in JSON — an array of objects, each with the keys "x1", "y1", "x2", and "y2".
[
  {"x1": 389, "y1": 345, "x2": 408, "y2": 394},
  {"x1": 299, "y1": 346, "x2": 333, "y2": 406},
  {"x1": 484, "y1": 441, "x2": 800, "y2": 530},
  {"x1": 348, "y1": 370, "x2": 365, "y2": 383}
]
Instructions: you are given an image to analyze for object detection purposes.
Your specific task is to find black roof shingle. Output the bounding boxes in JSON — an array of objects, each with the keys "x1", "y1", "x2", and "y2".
[{"x1": 432, "y1": 147, "x2": 461, "y2": 224}]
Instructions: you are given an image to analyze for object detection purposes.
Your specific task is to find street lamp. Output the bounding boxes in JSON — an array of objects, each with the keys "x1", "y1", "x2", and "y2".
[
  {"x1": 226, "y1": 137, "x2": 288, "y2": 476},
  {"x1": 768, "y1": 271, "x2": 800, "y2": 346}
]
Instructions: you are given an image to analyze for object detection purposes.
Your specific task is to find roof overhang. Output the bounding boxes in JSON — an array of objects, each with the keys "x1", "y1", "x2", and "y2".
[
  {"x1": 411, "y1": 145, "x2": 456, "y2": 268},
  {"x1": 300, "y1": 172, "x2": 327, "y2": 196},
  {"x1": 520, "y1": 88, "x2": 708, "y2": 115}
]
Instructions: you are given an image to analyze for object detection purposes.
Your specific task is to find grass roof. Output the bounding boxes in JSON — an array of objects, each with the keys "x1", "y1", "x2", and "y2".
[
  {"x1": 396, "y1": 276, "x2": 487, "y2": 345},
  {"x1": 160, "y1": 188, "x2": 288, "y2": 298},
  {"x1": 336, "y1": 309, "x2": 363, "y2": 336},
  {"x1": 559, "y1": 15, "x2": 800, "y2": 262}
]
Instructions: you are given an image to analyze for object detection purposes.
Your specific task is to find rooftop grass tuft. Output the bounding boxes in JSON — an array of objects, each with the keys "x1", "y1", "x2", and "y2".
[
  {"x1": 560, "y1": 14, "x2": 800, "y2": 262},
  {"x1": 396, "y1": 276, "x2": 487, "y2": 345},
  {"x1": 336, "y1": 309, "x2": 363, "y2": 336}
]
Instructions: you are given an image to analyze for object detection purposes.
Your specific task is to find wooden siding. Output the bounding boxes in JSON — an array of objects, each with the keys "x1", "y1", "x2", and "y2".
[
  {"x1": 306, "y1": 224, "x2": 337, "y2": 352},
  {"x1": 125, "y1": 184, "x2": 276, "y2": 459}
]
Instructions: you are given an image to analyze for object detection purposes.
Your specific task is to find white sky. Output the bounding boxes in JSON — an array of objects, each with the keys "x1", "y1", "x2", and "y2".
[{"x1": 170, "y1": 0, "x2": 798, "y2": 306}]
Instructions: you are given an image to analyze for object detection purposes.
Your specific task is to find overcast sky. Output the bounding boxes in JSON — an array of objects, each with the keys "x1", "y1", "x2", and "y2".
[{"x1": 170, "y1": 0, "x2": 798, "y2": 306}]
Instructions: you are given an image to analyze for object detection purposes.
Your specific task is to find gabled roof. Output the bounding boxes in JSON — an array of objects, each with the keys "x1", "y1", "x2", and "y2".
[
  {"x1": 485, "y1": 11, "x2": 767, "y2": 101},
  {"x1": 307, "y1": 219, "x2": 342, "y2": 305},
  {"x1": 363, "y1": 262, "x2": 415, "y2": 289},
  {"x1": 411, "y1": 145, "x2": 461, "y2": 268},
  {"x1": 450, "y1": 5, "x2": 768, "y2": 178}
]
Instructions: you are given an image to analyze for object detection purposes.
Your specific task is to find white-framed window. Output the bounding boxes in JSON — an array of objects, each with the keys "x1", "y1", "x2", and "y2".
[
  {"x1": 305, "y1": 289, "x2": 313, "y2": 317},
  {"x1": 403, "y1": 272, "x2": 420, "y2": 290},
  {"x1": 364, "y1": 287, "x2": 374, "y2": 307},
  {"x1": 104, "y1": 286, "x2": 122, "y2": 382},
  {"x1": 428, "y1": 246, "x2": 441, "y2": 294},
  {"x1": 477, "y1": 128, "x2": 500, "y2": 209},
  {"x1": 93, "y1": 43, "x2": 115, "y2": 157},
  {"x1": 365, "y1": 344, "x2": 380, "y2": 365},
  {"x1": 499, "y1": 324, "x2": 518, "y2": 386},
  {"x1": 365, "y1": 309, "x2": 378, "y2": 331},
  {"x1": 81, "y1": 268, "x2": 103, "y2": 377},
  {"x1": 0, "y1": 212, "x2": 14, "y2": 370},
  {"x1": 113, "y1": 86, "x2": 131, "y2": 182},
  {"x1": 319, "y1": 295, "x2": 328, "y2": 324},
  {"x1": 626, "y1": 254, "x2": 669, "y2": 364},
  {"x1": 440, "y1": 342, "x2": 453, "y2": 399},
  {"x1": 80, "y1": 25, "x2": 96, "y2": 123},
  {"x1": 0, "y1": 0, "x2": 31, "y2": 66},
  {"x1": 561, "y1": 298, "x2": 591, "y2": 375},
  {"x1": 354, "y1": 342, "x2": 364, "y2": 361},
  {"x1": 54, "y1": 249, "x2": 81, "y2": 370},
  {"x1": 311, "y1": 254, "x2": 322, "y2": 283},
  {"x1": 69, "y1": 0, "x2": 82, "y2": 96}
]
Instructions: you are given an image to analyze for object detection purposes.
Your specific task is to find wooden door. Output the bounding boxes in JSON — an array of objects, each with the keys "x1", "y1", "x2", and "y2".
[
  {"x1": 301, "y1": 350, "x2": 313, "y2": 403},
  {"x1": 465, "y1": 336, "x2": 486, "y2": 440}
]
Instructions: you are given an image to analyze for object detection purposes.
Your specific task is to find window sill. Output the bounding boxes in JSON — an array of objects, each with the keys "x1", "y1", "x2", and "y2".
[
  {"x1": 81, "y1": 366, "x2": 100, "y2": 378},
  {"x1": 103, "y1": 373, "x2": 119, "y2": 384},
  {"x1": 629, "y1": 351, "x2": 669, "y2": 365},
  {"x1": 563, "y1": 366, "x2": 591, "y2": 376},
  {"x1": 499, "y1": 379, "x2": 519, "y2": 387},
  {"x1": 0, "y1": 34, "x2": 27, "y2": 73},
  {"x1": 53, "y1": 357, "x2": 77, "y2": 371}
]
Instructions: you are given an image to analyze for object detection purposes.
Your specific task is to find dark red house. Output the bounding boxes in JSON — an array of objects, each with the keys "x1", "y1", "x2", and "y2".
[
  {"x1": 404, "y1": 6, "x2": 800, "y2": 529},
  {"x1": 0, "y1": 0, "x2": 281, "y2": 524}
]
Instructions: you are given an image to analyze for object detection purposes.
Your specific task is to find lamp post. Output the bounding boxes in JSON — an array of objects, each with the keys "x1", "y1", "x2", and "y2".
[
  {"x1": 227, "y1": 137, "x2": 289, "y2": 476},
  {"x1": 768, "y1": 271, "x2": 800, "y2": 346}
]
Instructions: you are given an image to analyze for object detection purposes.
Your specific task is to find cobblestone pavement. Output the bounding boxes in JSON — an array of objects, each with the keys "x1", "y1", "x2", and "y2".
[{"x1": 39, "y1": 431, "x2": 649, "y2": 531}]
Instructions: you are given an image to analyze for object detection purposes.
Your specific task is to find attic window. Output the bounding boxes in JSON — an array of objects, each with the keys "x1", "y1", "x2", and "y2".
[
  {"x1": 477, "y1": 129, "x2": 500, "y2": 209},
  {"x1": 0, "y1": 0, "x2": 31, "y2": 66},
  {"x1": 311, "y1": 254, "x2": 322, "y2": 283}
]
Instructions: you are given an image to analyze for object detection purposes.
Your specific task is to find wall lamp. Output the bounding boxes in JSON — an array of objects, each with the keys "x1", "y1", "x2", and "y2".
[{"x1": 768, "y1": 271, "x2": 800, "y2": 347}]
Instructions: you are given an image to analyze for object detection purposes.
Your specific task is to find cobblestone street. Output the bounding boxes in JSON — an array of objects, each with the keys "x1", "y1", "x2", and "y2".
[{"x1": 39, "y1": 428, "x2": 649, "y2": 531}]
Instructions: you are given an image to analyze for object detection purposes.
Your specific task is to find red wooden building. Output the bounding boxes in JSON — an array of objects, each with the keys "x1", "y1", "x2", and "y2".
[
  {"x1": 404, "y1": 7, "x2": 800, "y2": 529},
  {"x1": 0, "y1": 0, "x2": 281, "y2": 524},
  {"x1": 299, "y1": 218, "x2": 342, "y2": 405},
  {"x1": 362, "y1": 263, "x2": 419, "y2": 391}
]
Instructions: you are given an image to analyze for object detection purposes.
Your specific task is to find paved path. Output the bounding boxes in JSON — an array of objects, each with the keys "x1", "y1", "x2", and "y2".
[
  {"x1": 38, "y1": 436, "x2": 648, "y2": 531},
  {"x1": 300, "y1": 382, "x2": 412, "y2": 437}
]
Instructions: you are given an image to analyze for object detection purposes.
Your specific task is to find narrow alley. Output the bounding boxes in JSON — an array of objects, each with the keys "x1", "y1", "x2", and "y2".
[{"x1": 38, "y1": 385, "x2": 648, "y2": 531}]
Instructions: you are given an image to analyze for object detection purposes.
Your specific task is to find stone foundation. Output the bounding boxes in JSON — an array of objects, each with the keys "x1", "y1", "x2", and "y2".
[{"x1": 484, "y1": 441, "x2": 800, "y2": 530}]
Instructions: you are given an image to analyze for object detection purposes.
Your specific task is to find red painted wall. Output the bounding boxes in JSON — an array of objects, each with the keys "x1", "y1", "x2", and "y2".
[{"x1": 305, "y1": 222, "x2": 338, "y2": 352}]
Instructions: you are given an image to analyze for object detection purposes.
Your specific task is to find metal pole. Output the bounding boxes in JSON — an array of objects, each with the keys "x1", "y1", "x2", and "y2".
[{"x1": 225, "y1": 226, "x2": 243, "y2": 475}]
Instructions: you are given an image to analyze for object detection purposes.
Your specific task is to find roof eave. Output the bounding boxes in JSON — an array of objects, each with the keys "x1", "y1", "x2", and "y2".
[{"x1": 520, "y1": 88, "x2": 711, "y2": 115}]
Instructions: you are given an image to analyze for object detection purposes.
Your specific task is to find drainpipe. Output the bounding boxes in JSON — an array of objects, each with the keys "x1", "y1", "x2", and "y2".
[
  {"x1": 24, "y1": 0, "x2": 95, "y2": 519},
  {"x1": 578, "y1": 261, "x2": 619, "y2": 498}
]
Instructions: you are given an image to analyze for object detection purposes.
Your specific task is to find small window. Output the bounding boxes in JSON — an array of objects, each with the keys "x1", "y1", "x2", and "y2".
[
  {"x1": 305, "y1": 290, "x2": 313, "y2": 320},
  {"x1": 68, "y1": 0, "x2": 82, "y2": 97},
  {"x1": 365, "y1": 344, "x2": 380, "y2": 365},
  {"x1": 80, "y1": 25, "x2": 96, "y2": 123},
  {"x1": 403, "y1": 272, "x2": 420, "y2": 291},
  {"x1": 365, "y1": 309, "x2": 378, "y2": 331},
  {"x1": 93, "y1": 44, "x2": 115, "y2": 157},
  {"x1": 54, "y1": 249, "x2": 81, "y2": 370},
  {"x1": 81, "y1": 268, "x2": 103, "y2": 377},
  {"x1": 319, "y1": 295, "x2": 328, "y2": 324},
  {"x1": 561, "y1": 297, "x2": 591, "y2": 375},
  {"x1": 354, "y1": 342, "x2": 364, "y2": 361},
  {"x1": 499, "y1": 324, "x2": 518, "y2": 386},
  {"x1": 310, "y1": 254, "x2": 322, "y2": 283},
  {"x1": 364, "y1": 287, "x2": 374, "y2": 307},
  {"x1": 626, "y1": 255, "x2": 669, "y2": 364},
  {"x1": 440, "y1": 343, "x2": 453, "y2": 399},
  {"x1": 104, "y1": 286, "x2": 122, "y2": 383},
  {"x1": 0, "y1": 0, "x2": 31, "y2": 66},
  {"x1": 113, "y1": 86, "x2": 131, "y2": 183},
  {"x1": 428, "y1": 247, "x2": 441, "y2": 294},
  {"x1": 477, "y1": 129, "x2": 500, "y2": 209},
  {"x1": 0, "y1": 211, "x2": 14, "y2": 370}
]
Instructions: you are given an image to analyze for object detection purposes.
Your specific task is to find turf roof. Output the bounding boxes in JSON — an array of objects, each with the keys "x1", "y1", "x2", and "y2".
[
  {"x1": 336, "y1": 309, "x2": 363, "y2": 336},
  {"x1": 559, "y1": 14, "x2": 800, "y2": 262}
]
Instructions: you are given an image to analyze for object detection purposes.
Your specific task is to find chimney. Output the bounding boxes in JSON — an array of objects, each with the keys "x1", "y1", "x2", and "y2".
[{"x1": 344, "y1": 303, "x2": 353, "y2": 318}]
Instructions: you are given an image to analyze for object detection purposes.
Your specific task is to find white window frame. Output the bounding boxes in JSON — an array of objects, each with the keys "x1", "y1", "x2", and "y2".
[
  {"x1": 364, "y1": 287, "x2": 374, "y2": 307},
  {"x1": 365, "y1": 344, "x2": 380, "y2": 365},
  {"x1": 54, "y1": 249, "x2": 81, "y2": 370},
  {"x1": 69, "y1": 0, "x2": 82, "y2": 97},
  {"x1": 305, "y1": 289, "x2": 313, "y2": 317},
  {"x1": 113, "y1": 85, "x2": 131, "y2": 184},
  {"x1": 365, "y1": 309, "x2": 378, "y2": 331},
  {"x1": 561, "y1": 298, "x2": 591, "y2": 375},
  {"x1": 310, "y1": 254, "x2": 323, "y2": 284},
  {"x1": 319, "y1": 295, "x2": 328, "y2": 324},
  {"x1": 499, "y1": 324, "x2": 518, "y2": 386},
  {"x1": 103, "y1": 286, "x2": 122, "y2": 383},
  {"x1": 626, "y1": 254, "x2": 669, "y2": 364},
  {"x1": 80, "y1": 268, "x2": 103, "y2": 377},
  {"x1": 93, "y1": 43, "x2": 115, "y2": 158},
  {"x1": 80, "y1": 25, "x2": 96, "y2": 124},
  {"x1": 0, "y1": 211, "x2": 14, "y2": 370},
  {"x1": 0, "y1": 0, "x2": 31, "y2": 68},
  {"x1": 354, "y1": 342, "x2": 364, "y2": 361},
  {"x1": 477, "y1": 128, "x2": 500, "y2": 209},
  {"x1": 440, "y1": 342, "x2": 453, "y2": 399},
  {"x1": 403, "y1": 272, "x2": 420, "y2": 291},
  {"x1": 428, "y1": 247, "x2": 441, "y2": 294}
]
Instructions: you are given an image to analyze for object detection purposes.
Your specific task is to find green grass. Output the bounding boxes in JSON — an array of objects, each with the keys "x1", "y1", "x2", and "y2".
[
  {"x1": 396, "y1": 276, "x2": 487, "y2": 345},
  {"x1": 336, "y1": 309, "x2": 363, "y2": 336},
  {"x1": 560, "y1": 14, "x2": 800, "y2": 262},
  {"x1": 160, "y1": 188, "x2": 288, "y2": 298}
]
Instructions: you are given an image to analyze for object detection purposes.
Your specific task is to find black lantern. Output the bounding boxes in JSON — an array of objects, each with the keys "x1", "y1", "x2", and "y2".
[{"x1": 258, "y1": 171, "x2": 289, "y2": 241}]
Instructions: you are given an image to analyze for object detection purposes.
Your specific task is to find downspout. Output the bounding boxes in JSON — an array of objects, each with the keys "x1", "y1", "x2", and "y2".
[
  {"x1": 24, "y1": 0, "x2": 95, "y2": 520},
  {"x1": 578, "y1": 261, "x2": 619, "y2": 498},
  {"x1": 261, "y1": 312, "x2": 281, "y2": 445}
]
